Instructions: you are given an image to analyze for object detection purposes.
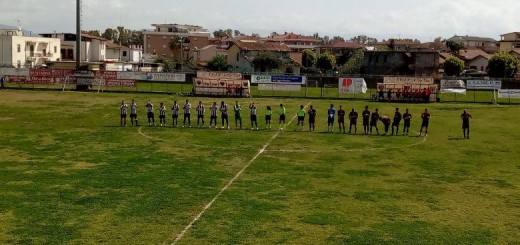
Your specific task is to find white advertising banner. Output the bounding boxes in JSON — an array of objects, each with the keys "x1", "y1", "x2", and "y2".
[
  {"x1": 338, "y1": 78, "x2": 368, "y2": 94},
  {"x1": 251, "y1": 75, "x2": 306, "y2": 85},
  {"x1": 384, "y1": 77, "x2": 434, "y2": 84},
  {"x1": 117, "y1": 71, "x2": 147, "y2": 80},
  {"x1": 466, "y1": 80, "x2": 501, "y2": 90},
  {"x1": 193, "y1": 78, "x2": 250, "y2": 97},
  {"x1": 147, "y1": 73, "x2": 186, "y2": 82},
  {"x1": 0, "y1": 67, "x2": 30, "y2": 76},
  {"x1": 440, "y1": 80, "x2": 466, "y2": 94},
  {"x1": 498, "y1": 89, "x2": 520, "y2": 98},
  {"x1": 258, "y1": 83, "x2": 301, "y2": 91},
  {"x1": 197, "y1": 71, "x2": 242, "y2": 80}
]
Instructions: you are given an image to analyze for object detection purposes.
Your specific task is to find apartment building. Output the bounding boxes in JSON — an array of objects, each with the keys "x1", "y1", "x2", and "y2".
[{"x1": 40, "y1": 33, "x2": 107, "y2": 62}]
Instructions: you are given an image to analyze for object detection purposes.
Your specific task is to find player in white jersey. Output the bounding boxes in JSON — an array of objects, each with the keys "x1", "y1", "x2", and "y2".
[
  {"x1": 159, "y1": 102, "x2": 166, "y2": 126},
  {"x1": 146, "y1": 100, "x2": 155, "y2": 126},
  {"x1": 249, "y1": 102, "x2": 258, "y2": 130},
  {"x1": 210, "y1": 102, "x2": 218, "y2": 128},
  {"x1": 220, "y1": 101, "x2": 229, "y2": 129},
  {"x1": 171, "y1": 100, "x2": 179, "y2": 127},
  {"x1": 183, "y1": 99, "x2": 191, "y2": 128},
  {"x1": 120, "y1": 100, "x2": 128, "y2": 127},
  {"x1": 196, "y1": 101, "x2": 205, "y2": 127},
  {"x1": 130, "y1": 100, "x2": 138, "y2": 126}
]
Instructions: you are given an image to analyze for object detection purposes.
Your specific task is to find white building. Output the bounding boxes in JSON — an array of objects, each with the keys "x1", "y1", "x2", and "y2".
[
  {"x1": 0, "y1": 25, "x2": 60, "y2": 67},
  {"x1": 40, "y1": 33, "x2": 107, "y2": 62}
]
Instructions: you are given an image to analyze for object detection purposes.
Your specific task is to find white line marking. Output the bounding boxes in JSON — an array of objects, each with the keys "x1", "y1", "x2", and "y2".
[
  {"x1": 168, "y1": 102, "x2": 311, "y2": 245},
  {"x1": 266, "y1": 133, "x2": 427, "y2": 153}
]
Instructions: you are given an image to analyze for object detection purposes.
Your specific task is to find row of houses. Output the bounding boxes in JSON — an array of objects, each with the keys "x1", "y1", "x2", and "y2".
[{"x1": 4, "y1": 21, "x2": 520, "y2": 76}]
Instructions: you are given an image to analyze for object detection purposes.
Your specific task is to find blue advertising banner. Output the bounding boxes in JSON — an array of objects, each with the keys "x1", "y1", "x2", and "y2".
[{"x1": 251, "y1": 75, "x2": 306, "y2": 84}]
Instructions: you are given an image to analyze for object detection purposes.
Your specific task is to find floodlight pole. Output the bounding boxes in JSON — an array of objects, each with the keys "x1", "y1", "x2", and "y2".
[{"x1": 76, "y1": 0, "x2": 81, "y2": 70}]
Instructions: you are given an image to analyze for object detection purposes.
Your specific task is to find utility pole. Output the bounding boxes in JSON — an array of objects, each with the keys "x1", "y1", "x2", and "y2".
[{"x1": 76, "y1": 0, "x2": 81, "y2": 70}]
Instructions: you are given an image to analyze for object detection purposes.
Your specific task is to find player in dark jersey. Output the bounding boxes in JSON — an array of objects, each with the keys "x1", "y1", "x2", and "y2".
[
  {"x1": 249, "y1": 102, "x2": 258, "y2": 130},
  {"x1": 327, "y1": 104, "x2": 336, "y2": 133},
  {"x1": 183, "y1": 99, "x2": 191, "y2": 128},
  {"x1": 419, "y1": 108, "x2": 431, "y2": 136},
  {"x1": 348, "y1": 108, "x2": 358, "y2": 134},
  {"x1": 362, "y1": 106, "x2": 370, "y2": 135},
  {"x1": 265, "y1": 106, "x2": 272, "y2": 129},
  {"x1": 308, "y1": 105, "x2": 317, "y2": 132},
  {"x1": 391, "y1": 107, "x2": 402, "y2": 135},
  {"x1": 461, "y1": 109, "x2": 472, "y2": 139},
  {"x1": 402, "y1": 108, "x2": 412, "y2": 135},
  {"x1": 120, "y1": 100, "x2": 128, "y2": 127},
  {"x1": 370, "y1": 108, "x2": 380, "y2": 135},
  {"x1": 380, "y1": 115, "x2": 391, "y2": 135},
  {"x1": 337, "y1": 105, "x2": 346, "y2": 133}
]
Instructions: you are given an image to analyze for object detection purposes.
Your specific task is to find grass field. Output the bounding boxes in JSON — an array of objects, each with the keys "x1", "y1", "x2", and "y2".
[{"x1": 0, "y1": 90, "x2": 519, "y2": 244}]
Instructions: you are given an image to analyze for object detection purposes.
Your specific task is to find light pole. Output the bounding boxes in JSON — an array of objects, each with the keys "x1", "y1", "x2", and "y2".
[{"x1": 76, "y1": 0, "x2": 81, "y2": 70}]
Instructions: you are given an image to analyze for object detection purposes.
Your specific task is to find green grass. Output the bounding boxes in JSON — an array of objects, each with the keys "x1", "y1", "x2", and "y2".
[{"x1": 0, "y1": 90, "x2": 519, "y2": 244}]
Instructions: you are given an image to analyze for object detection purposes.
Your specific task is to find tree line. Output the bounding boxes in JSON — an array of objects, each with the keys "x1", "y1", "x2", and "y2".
[{"x1": 82, "y1": 27, "x2": 144, "y2": 47}]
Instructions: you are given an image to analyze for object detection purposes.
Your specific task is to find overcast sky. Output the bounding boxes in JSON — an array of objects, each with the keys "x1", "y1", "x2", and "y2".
[{"x1": 1, "y1": 0, "x2": 519, "y2": 41}]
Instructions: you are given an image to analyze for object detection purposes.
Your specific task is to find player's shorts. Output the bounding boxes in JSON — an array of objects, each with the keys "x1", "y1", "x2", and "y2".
[
  {"x1": 279, "y1": 114, "x2": 286, "y2": 121},
  {"x1": 404, "y1": 121, "x2": 411, "y2": 127},
  {"x1": 235, "y1": 115, "x2": 242, "y2": 120},
  {"x1": 147, "y1": 112, "x2": 154, "y2": 119},
  {"x1": 421, "y1": 121, "x2": 429, "y2": 127},
  {"x1": 350, "y1": 120, "x2": 357, "y2": 126},
  {"x1": 222, "y1": 114, "x2": 228, "y2": 119},
  {"x1": 265, "y1": 115, "x2": 271, "y2": 121},
  {"x1": 338, "y1": 118, "x2": 345, "y2": 124},
  {"x1": 328, "y1": 117, "x2": 334, "y2": 124},
  {"x1": 363, "y1": 119, "x2": 369, "y2": 126},
  {"x1": 198, "y1": 115, "x2": 204, "y2": 119},
  {"x1": 172, "y1": 114, "x2": 178, "y2": 119},
  {"x1": 121, "y1": 113, "x2": 127, "y2": 118},
  {"x1": 210, "y1": 116, "x2": 217, "y2": 120},
  {"x1": 392, "y1": 121, "x2": 400, "y2": 126},
  {"x1": 184, "y1": 113, "x2": 190, "y2": 118},
  {"x1": 251, "y1": 115, "x2": 257, "y2": 121},
  {"x1": 370, "y1": 120, "x2": 377, "y2": 126},
  {"x1": 309, "y1": 117, "x2": 315, "y2": 124},
  {"x1": 130, "y1": 113, "x2": 137, "y2": 118},
  {"x1": 297, "y1": 116, "x2": 304, "y2": 122},
  {"x1": 462, "y1": 121, "x2": 469, "y2": 129},
  {"x1": 159, "y1": 115, "x2": 165, "y2": 119}
]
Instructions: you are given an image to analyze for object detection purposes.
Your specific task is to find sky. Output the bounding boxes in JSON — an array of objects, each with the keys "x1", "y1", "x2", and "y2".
[{"x1": 1, "y1": 0, "x2": 520, "y2": 42}]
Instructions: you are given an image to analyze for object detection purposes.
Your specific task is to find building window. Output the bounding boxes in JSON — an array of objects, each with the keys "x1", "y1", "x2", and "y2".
[
  {"x1": 375, "y1": 55, "x2": 379, "y2": 63},
  {"x1": 168, "y1": 28, "x2": 173, "y2": 32},
  {"x1": 383, "y1": 55, "x2": 387, "y2": 63},
  {"x1": 54, "y1": 46, "x2": 57, "y2": 53},
  {"x1": 17, "y1": 44, "x2": 21, "y2": 53},
  {"x1": 368, "y1": 55, "x2": 372, "y2": 63},
  {"x1": 123, "y1": 51, "x2": 128, "y2": 56},
  {"x1": 236, "y1": 53, "x2": 239, "y2": 61}
]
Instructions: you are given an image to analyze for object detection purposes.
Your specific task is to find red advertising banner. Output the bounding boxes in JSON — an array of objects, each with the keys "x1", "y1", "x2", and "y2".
[
  {"x1": 7, "y1": 76, "x2": 28, "y2": 83},
  {"x1": 30, "y1": 76, "x2": 52, "y2": 84}
]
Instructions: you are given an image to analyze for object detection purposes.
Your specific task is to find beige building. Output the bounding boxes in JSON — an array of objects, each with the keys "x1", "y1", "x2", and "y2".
[
  {"x1": 262, "y1": 32, "x2": 320, "y2": 52},
  {"x1": 40, "y1": 33, "x2": 107, "y2": 62},
  {"x1": 0, "y1": 26, "x2": 60, "y2": 67},
  {"x1": 447, "y1": 35, "x2": 498, "y2": 53},
  {"x1": 191, "y1": 45, "x2": 227, "y2": 65},
  {"x1": 227, "y1": 40, "x2": 301, "y2": 74},
  {"x1": 499, "y1": 32, "x2": 520, "y2": 52},
  {"x1": 142, "y1": 24, "x2": 211, "y2": 63}
]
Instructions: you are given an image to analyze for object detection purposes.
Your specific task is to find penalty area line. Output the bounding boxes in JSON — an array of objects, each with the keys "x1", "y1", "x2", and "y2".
[{"x1": 168, "y1": 102, "x2": 311, "y2": 245}]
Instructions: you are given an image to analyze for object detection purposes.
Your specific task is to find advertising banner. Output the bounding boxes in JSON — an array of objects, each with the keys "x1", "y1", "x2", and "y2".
[
  {"x1": 258, "y1": 83, "x2": 301, "y2": 91},
  {"x1": 440, "y1": 80, "x2": 466, "y2": 94},
  {"x1": 106, "y1": 80, "x2": 137, "y2": 87},
  {"x1": 147, "y1": 73, "x2": 186, "y2": 82},
  {"x1": 0, "y1": 68, "x2": 30, "y2": 76},
  {"x1": 384, "y1": 77, "x2": 434, "y2": 84},
  {"x1": 117, "y1": 71, "x2": 147, "y2": 80},
  {"x1": 193, "y1": 78, "x2": 250, "y2": 97},
  {"x1": 197, "y1": 71, "x2": 242, "y2": 80},
  {"x1": 338, "y1": 78, "x2": 368, "y2": 94},
  {"x1": 466, "y1": 80, "x2": 501, "y2": 90},
  {"x1": 6, "y1": 76, "x2": 28, "y2": 83},
  {"x1": 498, "y1": 89, "x2": 520, "y2": 98},
  {"x1": 251, "y1": 75, "x2": 306, "y2": 84}
]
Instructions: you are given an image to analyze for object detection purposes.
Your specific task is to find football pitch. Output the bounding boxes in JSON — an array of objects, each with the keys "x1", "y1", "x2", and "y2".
[{"x1": 1, "y1": 90, "x2": 519, "y2": 244}]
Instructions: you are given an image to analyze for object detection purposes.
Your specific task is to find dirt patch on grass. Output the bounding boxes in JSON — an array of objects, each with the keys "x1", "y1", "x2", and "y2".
[{"x1": 50, "y1": 160, "x2": 106, "y2": 174}]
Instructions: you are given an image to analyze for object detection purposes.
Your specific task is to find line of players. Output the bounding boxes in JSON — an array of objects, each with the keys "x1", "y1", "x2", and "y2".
[{"x1": 119, "y1": 100, "x2": 472, "y2": 138}]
